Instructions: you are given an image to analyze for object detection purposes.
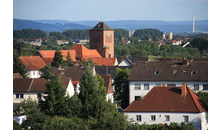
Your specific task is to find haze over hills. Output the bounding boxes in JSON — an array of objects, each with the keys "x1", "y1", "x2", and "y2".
[{"x1": 13, "y1": 18, "x2": 208, "y2": 34}]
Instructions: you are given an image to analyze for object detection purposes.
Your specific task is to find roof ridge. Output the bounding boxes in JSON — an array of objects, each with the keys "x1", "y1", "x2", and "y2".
[
  {"x1": 28, "y1": 78, "x2": 34, "y2": 92},
  {"x1": 187, "y1": 87, "x2": 207, "y2": 112}
]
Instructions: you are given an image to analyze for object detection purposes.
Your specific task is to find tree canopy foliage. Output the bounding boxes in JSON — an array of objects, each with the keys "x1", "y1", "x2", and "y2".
[{"x1": 13, "y1": 29, "x2": 47, "y2": 39}]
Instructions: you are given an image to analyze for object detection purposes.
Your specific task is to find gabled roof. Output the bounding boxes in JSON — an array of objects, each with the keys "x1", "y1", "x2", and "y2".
[
  {"x1": 99, "y1": 74, "x2": 114, "y2": 94},
  {"x1": 127, "y1": 60, "x2": 208, "y2": 81},
  {"x1": 118, "y1": 56, "x2": 149, "y2": 66},
  {"x1": 51, "y1": 66, "x2": 86, "y2": 82},
  {"x1": 91, "y1": 58, "x2": 116, "y2": 66},
  {"x1": 89, "y1": 22, "x2": 113, "y2": 31},
  {"x1": 69, "y1": 45, "x2": 102, "y2": 60},
  {"x1": 19, "y1": 56, "x2": 46, "y2": 71},
  {"x1": 95, "y1": 66, "x2": 133, "y2": 79},
  {"x1": 36, "y1": 50, "x2": 77, "y2": 61},
  {"x1": 13, "y1": 78, "x2": 72, "y2": 92},
  {"x1": 124, "y1": 86, "x2": 208, "y2": 112}
]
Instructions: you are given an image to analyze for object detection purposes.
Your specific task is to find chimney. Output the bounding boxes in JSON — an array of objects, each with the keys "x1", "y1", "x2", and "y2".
[
  {"x1": 181, "y1": 83, "x2": 187, "y2": 96},
  {"x1": 162, "y1": 83, "x2": 166, "y2": 87}
]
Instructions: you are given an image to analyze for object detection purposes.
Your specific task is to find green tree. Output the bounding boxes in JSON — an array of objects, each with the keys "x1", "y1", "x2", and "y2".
[
  {"x1": 196, "y1": 92, "x2": 208, "y2": 106},
  {"x1": 13, "y1": 120, "x2": 21, "y2": 130},
  {"x1": 64, "y1": 50, "x2": 74, "y2": 66},
  {"x1": 13, "y1": 53, "x2": 27, "y2": 78},
  {"x1": 39, "y1": 75, "x2": 67, "y2": 116},
  {"x1": 40, "y1": 63, "x2": 52, "y2": 80},
  {"x1": 65, "y1": 94, "x2": 83, "y2": 118},
  {"x1": 51, "y1": 49, "x2": 64, "y2": 67},
  {"x1": 78, "y1": 68, "x2": 104, "y2": 118},
  {"x1": 96, "y1": 74, "x2": 107, "y2": 100},
  {"x1": 113, "y1": 68, "x2": 131, "y2": 109},
  {"x1": 81, "y1": 58, "x2": 97, "y2": 66},
  {"x1": 188, "y1": 37, "x2": 208, "y2": 53}
]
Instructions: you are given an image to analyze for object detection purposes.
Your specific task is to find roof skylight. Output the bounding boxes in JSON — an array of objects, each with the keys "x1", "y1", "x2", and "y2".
[
  {"x1": 191, "y1": 70, "x2": 197, "y2": 74},
  {"x1": 154, "y1": 70, "x2": 160, "y2": 74}
]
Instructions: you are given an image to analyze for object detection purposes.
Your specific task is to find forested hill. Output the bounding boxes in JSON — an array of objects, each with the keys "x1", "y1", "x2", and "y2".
[
  {"x1": 13, "y1": 19, "x2": 92, "y2": 33},
  {"x1": 14, "y1": 19, "x2": 208, "y2": 34}
]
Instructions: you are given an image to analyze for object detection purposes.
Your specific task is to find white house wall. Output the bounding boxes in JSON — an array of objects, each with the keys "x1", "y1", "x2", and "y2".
[
  {"x1": 129, "y1": 81, "x2": 208, "y2": 104},
  {"x1": 118, "y1": 59, "x2": 132, "y2": 66},
  {"x1": 27, "y1": 70, "x2": 41, "y2": 78},
  {"x1": 107, "y1": 93, "x2": 114, "y2": 103},
  {"x1": 13, "y1": 92, "x2": 41, "y2": 103},
  {"x1": 66, "y1": 80, "x2": 75, "y2": 97},
  {"x1": 124, "y1": 112, "x2": 207, "y2": 130}
]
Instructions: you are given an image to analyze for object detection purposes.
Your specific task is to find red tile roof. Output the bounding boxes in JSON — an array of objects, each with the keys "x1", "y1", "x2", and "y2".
[
  {"x1": 124, "y1": 86, "x2": 207, "y2": 113},
  {"x1": 91, "y1": 58, "x2": 116, "y2": 66},
  {"x1": 99, "y1": 74, "x2": 114, "y2": 94},
  {"x1": 36, "y1": 50, "x2": 77, "y2": 61},
  {"x1": 72, "y1": 81, "x2": 80, "y2": 89},
  {"x1": 69, "y1": 44, "x2": 102, "y2": 60},
  {"x1": 19, "y1": 56, "x2": 46, "y2": 70}
]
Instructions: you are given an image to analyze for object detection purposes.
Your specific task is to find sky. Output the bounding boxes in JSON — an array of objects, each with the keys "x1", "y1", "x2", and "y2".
[{"x1": 13, "y1": 0, "x2": 208, "y2": 21}]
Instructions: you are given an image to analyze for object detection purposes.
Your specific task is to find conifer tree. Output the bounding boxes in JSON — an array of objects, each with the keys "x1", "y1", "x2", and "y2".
[
  {"x1": 51, "y1": 49, "x2": 64, "y2": 67},
  {"x1": 40, "y1": 63, "x2": 52, "y2": 80},
  {"x1": 39, "y1": 75, "x2": 67, "y2": 116},
  {"x1": 65, "y1": 50, "x2": 74, "y2": 66},
  {"x1": 13, "y1": 53, "x2": 27, "y2": 78}
]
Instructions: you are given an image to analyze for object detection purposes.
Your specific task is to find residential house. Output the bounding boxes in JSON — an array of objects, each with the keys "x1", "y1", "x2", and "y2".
[
  {"x1": 117, "y1": 56, "x2": 148, "y2": 66},
  {"x1": 74, "y1": 39, "x2": 89, "y2": 44},
  {"x1": 13, "y1": 78, "x2": 75, "y2": 104},
  {"x1": 19, "y1": 56, "x2": 46, "y2": 78},
  {"x1": 127, "y1": 60, "x2": 208, "y2": 104},
  {"x1": 57, "y1": 40, "x2": 68, "y2": 45},
  {"x1": 35, "y1": 50, "x2": 77, "y2": 64},
  {"x1": 99, "y1": 74, "x2": 114, "y2": 103},
  {"x1": 91, "y1": 57, "x2": 118, "y2": 66},
  {"x1": 123, "y1": 84, "x2": 208, "y2": 130}
]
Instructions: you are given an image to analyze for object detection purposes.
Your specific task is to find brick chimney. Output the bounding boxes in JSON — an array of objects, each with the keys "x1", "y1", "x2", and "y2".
[
  {"x1": 181, "y1": 83, "x2": 187, "y2": 96},
  {"x1": 162, "y1": 83, "x2": 166, "y2": 87}
]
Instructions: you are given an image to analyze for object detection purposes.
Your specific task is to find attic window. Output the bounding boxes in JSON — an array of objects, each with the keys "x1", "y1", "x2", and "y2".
[
  {"x1": 173, "y1": 70, "x2": 177, "y2": 74},
  {"x1": 154, "y1": 70, "x2": 160, "y2": 74},
  {"x1": 191, "y1": 70, "x2": 197, "y2": 74}
]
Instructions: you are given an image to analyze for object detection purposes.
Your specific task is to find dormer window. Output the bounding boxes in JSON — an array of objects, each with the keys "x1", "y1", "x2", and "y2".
[
  {"x1": 173, "y1": 70, "x2": 177, "y2": 74},
  {"x1": 154, "y1": 70, "x2": 160, "y2": 74},
  {"x1": 191, "y1": 70, "x2": 197, "y2": 74}
]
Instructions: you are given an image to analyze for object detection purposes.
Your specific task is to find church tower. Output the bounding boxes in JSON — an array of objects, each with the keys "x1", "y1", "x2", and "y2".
[{"x1": 89, "y1": 22, "x2": 114, "y2": 58}]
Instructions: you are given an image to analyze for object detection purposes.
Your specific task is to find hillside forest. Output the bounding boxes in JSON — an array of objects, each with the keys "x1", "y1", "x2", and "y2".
[{"x1": 13, "y1": 28, "x2": 208, "y2": 59}]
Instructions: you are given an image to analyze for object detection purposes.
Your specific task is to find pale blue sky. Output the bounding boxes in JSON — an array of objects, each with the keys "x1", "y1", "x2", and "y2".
[{"x1": 13, "y1": 0, "x2": 208, "y2": 21}]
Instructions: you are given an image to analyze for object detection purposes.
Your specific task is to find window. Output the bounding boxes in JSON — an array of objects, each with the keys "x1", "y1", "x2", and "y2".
[
  {"x1": 156, "y1": 84, "x2": 161, "y2": 86},
  {"x1": 16, "y1": 94, "x2": 23, "y2": 99},
  {"x1": 135, "y1": 96, "x2": 141, "y2": 101},
  {"x1": 154, "y1": 70, "x2": 160, "y2": 74},
  {"x1": 167, "y1": 84, "x2": 176, "y2": 87},
  {"x1": 191, "y1": 70, "x2": 197, "y2": 74},
  {"x1": 173, "y1": 70, "x2": 177, "y2": 74},
  {"x1": 151, "y1": 115, "x2": 156, "y2": 121},
  {"x1": 16, "y1": 94, "x2": 19, "y2": 99},
  {"x1": 203, "y1": 84, "x2": 208, "y2": 90},
  {"x1": 20, "y1": 94, "x2": 24, "y2": 98},
  {"x1": 33, "y1": 71, "x2": 35, "y2": 75},
  {"x1": 136, "y1": 115, "x2": 141, "y2": 122},
  {"x1": 165, "y1": 115, "x2": 170, "y2": 121},
  {"x1": 144, "y1": 84, "x2": 149, "y2": 90},
  {"x1": 37, "y1": 93, "x2": 42, "y2": 99},
  {"x1": 183, "y1": 116, "x2": 189, "y2": 123},
  {"x1": 194, "y1": 84, "x2": 199, "y2": 90},
  {"x1": 134, "y1": 84, "x2": 141, "y2": 90}
]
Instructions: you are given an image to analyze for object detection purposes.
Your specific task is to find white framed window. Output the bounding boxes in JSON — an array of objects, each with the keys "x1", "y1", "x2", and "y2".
[
  {"x1": 194, "y1": 84, "x2": 199, "y2": 90},
  {"x1": 167, "y1": 84, "x2": 176, "y2": 87},
  {"x1": 154, "y1": 70, "x2": 160, "y2": 74},
  {"x1": 165, "y1": 115, "x2": 170, "y2": 121},
  {"x1": 136, "y1": 115, "x2": 141, "y2": 122},
  {"x1": 203, "y1": 84, "x2": 208, "y2": 90},
  {"x1": 183, "y1": 116, "x2": 189, "y2": 123},
  {"x1": 16, "y1": 94, "x2": 24, "y2": 99},
  {"x1": 134, "y1": 84, "x2": 141, "y2": 90},
  {"x1": 144, "y1": 84, "x2": 149, "y2": 90},
  {"x1": 33, "y1": 71, "x2": 35, "y2": 75},
  {"x1": 151, "y1": 115, "x2": 156, "y2": 121},
  {"x1": 37, "y1": 93, "x2": 42, "y2": 99}
]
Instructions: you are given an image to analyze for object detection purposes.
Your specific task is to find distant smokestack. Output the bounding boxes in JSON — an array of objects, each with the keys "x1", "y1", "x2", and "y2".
[{"x1": 193, "y1": 15, "x2": 195, "y2": 33}]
